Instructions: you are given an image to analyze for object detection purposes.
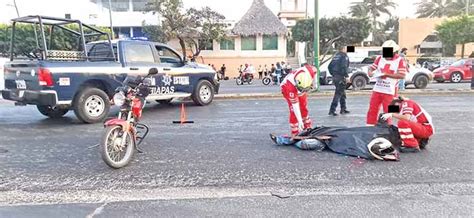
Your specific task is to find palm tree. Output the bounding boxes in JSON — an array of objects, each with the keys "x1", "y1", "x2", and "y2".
[
  {"x1": 350, "y1": 0, "x2": 397, "y2": 45},
  {"x1": 415, "y1": 0, "x2": 473, "y2": 18}
]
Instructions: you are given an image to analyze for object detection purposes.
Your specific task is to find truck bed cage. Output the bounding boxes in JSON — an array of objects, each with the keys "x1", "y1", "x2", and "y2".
[{"x1": 9, "y1": 15, "x2": 115, "y2": 61}]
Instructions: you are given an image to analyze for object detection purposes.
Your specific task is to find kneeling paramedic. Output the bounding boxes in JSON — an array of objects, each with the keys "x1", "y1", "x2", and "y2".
[
  {"x1": 381, "y1": 96, "x2": 434, "y2": 152},
  {"x1": 281, "y1": 63, "x2": 316, "y2": 138}
]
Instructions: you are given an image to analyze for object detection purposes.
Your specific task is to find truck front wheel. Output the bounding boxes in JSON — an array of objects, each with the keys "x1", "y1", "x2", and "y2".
[
  {"x1": 73, "y1": 88, "x2": 110, "y2": 123},
  {"x1": 192, "y1": 80, "x2": 214, "y2": 106},
  {"x1": 37, "y1": 105, "x2": 69, "y2": 119}
]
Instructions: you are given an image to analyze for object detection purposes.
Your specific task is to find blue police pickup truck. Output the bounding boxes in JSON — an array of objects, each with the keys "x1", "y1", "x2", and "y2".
[{"x1": 1, "y1": 16, "x2": 219, "y2": 123}]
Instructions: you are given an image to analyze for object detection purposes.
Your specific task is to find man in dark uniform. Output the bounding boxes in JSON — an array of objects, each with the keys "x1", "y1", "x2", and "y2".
[{"x1": 328, "y1": 45, "x2": 350, "y2": 116}]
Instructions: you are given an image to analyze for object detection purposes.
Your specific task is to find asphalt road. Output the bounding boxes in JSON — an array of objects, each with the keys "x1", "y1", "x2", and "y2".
[
  {"x1": 0, "y1": 94, "x2": 473, "y2": 217},
  {"x1": 218, "y1": 79, "x2": 472, "y2": 94}
]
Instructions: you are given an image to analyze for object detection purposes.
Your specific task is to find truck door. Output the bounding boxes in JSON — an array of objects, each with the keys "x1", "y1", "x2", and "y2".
[{"x1": 120, "y1": 41, "x2": 161, "y2": 76}]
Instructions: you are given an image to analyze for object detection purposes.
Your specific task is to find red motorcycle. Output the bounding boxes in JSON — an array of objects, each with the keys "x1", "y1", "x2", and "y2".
[{"x1": 100, "y1": 68, "x2": 157, "y2": 169}]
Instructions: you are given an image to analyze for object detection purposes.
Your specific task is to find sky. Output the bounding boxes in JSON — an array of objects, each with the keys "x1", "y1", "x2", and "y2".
[
  {"x1": 182, "y1": 0, "x2": 418, "y2": 21},
  {"x1": 0, "y1": 0, "x2": 419, "y2": 23}
]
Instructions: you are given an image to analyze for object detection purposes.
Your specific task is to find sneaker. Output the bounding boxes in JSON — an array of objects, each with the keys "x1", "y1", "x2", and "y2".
[
  {"x1": 270, "y1": 133, "x2": 278, "y2": 144},
  {"x1": 340, "y1": 110, "x2": 350, "y2": 114},
  {"x1": 419, "y1": 138, "x2": 429, "y2": 149},
  {"x1": 399, "y1": 146, "x2": 420, "y2": 153},
  {"x1": 328, "y1": 112, "x2": 338, "y2": 116}
]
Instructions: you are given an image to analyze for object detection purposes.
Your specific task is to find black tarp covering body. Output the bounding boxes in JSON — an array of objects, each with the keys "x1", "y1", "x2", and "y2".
[{"x1": 299, "y1": 124, "x2": 402, "y2": 160}]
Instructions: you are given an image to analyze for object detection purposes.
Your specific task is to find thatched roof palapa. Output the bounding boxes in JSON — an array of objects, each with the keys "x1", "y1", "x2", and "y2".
[{"x1": 232, "y1": 0, "x2": 287, "y2": 36}]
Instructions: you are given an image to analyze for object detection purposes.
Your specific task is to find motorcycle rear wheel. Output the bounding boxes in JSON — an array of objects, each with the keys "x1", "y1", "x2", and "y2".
[
  {"x1": 100, "y1": 125, "x2": 135, "y2": 169},
  {"x1": 262, "y1": 77, "x2": 271, "y2": 85}
]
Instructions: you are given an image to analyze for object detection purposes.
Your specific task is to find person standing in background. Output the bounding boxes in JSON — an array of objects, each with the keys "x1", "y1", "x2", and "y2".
[
  {"x1": 276, "y1": 62, "x2": 283, "y2": 84},
  {"x1": 328, "y1": 45, "x2": 350, "y2": 116},
  {"x1": 264, "y1": 64, "x2": 269, "y2": 77},
  {"x1": 398, "y1": 48, "x2": 409, "y2": 91},
  {"x1": 271, "y1": 64, "x2": 277, "y2": 84},
  {"x1": 220, "y1": 64, "x2": 226, "y2": 80},
  {"x1": 258, "y1": 65, "x2": 263, "y2": 79}
]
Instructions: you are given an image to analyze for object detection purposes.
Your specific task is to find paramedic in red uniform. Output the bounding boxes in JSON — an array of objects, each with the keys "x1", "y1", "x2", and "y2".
[
  {"x1": 366, "y1": 40, "x2": 407, "y2": 126},
  {"x1": 281, "y1": 63, "x2": 316, "y2": 138},
  {"x1": 381, "y1": 96, "x2": 434, "y2": 152}
]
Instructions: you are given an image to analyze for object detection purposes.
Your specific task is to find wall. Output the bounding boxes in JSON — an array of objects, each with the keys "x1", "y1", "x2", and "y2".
[
  {"x1": 456, "y1": 43, "x2": 474, "y2": 58},
  {"x1": 168, "y1": 35, "x2": 287, "y2": 77}
]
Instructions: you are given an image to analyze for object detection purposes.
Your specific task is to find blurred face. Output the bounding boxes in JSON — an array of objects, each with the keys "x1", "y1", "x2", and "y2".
[{"x1": 341, "y1": 46, "x2": 347, "y2": 53}]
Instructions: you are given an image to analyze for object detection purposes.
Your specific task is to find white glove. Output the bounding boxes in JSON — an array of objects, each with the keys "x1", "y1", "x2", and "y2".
[
  {"x1": 381, "y1": 113, "x2": 393, "y2": 121},
  {"x1": 292, "y1": 103, "x2": 304, "y2": 131},
  {"x1": 297, "y1": 122, "x2": 304, "y2": 132}
]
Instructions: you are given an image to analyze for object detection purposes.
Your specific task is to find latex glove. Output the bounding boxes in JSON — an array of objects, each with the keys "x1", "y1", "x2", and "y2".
[
  {"x1": 381, "y1": 113, "x2": 393, "y2": 121},
  {"x1": 297, "y1": 122, "x2": 304, "y2": 132}
]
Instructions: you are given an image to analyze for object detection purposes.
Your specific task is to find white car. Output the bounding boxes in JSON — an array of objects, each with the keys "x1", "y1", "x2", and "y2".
[
  {"x1": 346, "y1": 64, "x2": 433, "y2": 90},
  {"x1": 0, "y1": 57, "x2": 8, "y2": 91}
]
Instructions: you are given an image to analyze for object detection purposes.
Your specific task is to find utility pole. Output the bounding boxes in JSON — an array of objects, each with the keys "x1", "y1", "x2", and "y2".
[
  {"x1": 13, "y1": 0, "x2": 19, "y2": 17},
  {"x1": 466, "y1": 0, "x2": 470, "y2": 15},
  {"x1": 313, "y1": 0, "x2": 320, "y2": 90},
  {"x1": 108, "y1": 0, "x2": 115, "y2": 39},
  {"x1": 305, "y1": 0, "x2": 308, "y2": 18}
]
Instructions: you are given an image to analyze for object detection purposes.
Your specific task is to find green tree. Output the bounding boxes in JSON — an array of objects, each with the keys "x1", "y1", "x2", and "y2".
[
  {"x1": 416, "y1": 0, "x2": 474, "y2": 18},
  {"x1": 144, "y1": 0, "x2": 227, "y2": 60},
  {"x1": 350, "y1": 0, "x2": 397, "y2": 45},
  {"x1": 142, "y1": 23, "x2": 168, "y2": 43},
  {"x1": 372, "y1": 16, "x2": 399, "y2": 45},
  {"x1": 0, "y1": 23, "x2": 111, "y2": 57},
  {"x1": 435, "y1": 15, "x2": 474, "y2": 58},
  {"x1": 292, "y1": 17, "x2": 371, "y2": 64}
]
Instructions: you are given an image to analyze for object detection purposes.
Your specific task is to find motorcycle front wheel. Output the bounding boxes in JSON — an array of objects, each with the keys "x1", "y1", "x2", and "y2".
[
  {"x1": 100, "y1": 125, "x2": 135, "y2": 169},
  {"x1": 236, "y1": 77, "x2": 243, "y2": 85}
]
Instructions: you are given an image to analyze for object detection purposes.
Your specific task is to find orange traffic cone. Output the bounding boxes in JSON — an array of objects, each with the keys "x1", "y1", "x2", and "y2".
[{"x1": 172, "y1": 103, "x2": 194, "y2": 124}]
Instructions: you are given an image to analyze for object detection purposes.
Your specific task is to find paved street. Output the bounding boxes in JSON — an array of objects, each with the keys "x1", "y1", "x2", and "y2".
[
  {"x1": 218, "y1": 79, "x2": 473, "y2": 94},
  {"x1": 0, "y1": 93, "x2": 473, "y2": 216}
]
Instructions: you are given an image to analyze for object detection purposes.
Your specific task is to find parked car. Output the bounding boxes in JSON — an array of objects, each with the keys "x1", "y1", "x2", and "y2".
[
  {"x1": 327, "y1": 57, "x2": 433, "y2": 90},
  {"x1": 319, "y1": 56, "x2": 376, "y2": 85},
  {"x1": 0, "y1": 57, "x2": 7, "y2": 91},
  {"x1": 1, "y1": 16, "x2": 219, "y2": 123},
  {"x1": 433, "y1": 59, "x2": 473, "y2": 83}
]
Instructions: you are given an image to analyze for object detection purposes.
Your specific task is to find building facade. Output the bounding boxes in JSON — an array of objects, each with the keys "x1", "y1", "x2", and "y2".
[
  {"x1": 399, "y1": 17, "x2": 474, "y2": 63},
  {"x1": 188, "y1": 0, "x2": 288, "y2": 77},
  {"x1": 88, "y1": 0, "x2": 159, "y2": 39}
]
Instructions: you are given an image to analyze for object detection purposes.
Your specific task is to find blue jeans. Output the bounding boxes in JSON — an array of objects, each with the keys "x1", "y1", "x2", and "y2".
[
  {"x1": 274, "y1": 135, "x2": 325, "y2": 151},
  {"x1": 399, "y1": 79, "x2": 405, "y2": 90}
]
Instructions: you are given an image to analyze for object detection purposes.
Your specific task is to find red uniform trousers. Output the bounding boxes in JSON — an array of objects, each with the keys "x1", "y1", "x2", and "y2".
[
  {"x1": 366, "y1": 91, "x2": 394, "y2": 125},
  {"x1": 397, "y1": 120, "x2": 433, "y2": 148},
  {"x1": 284, "y1": 93, "x2": 312, "y2": 136}
]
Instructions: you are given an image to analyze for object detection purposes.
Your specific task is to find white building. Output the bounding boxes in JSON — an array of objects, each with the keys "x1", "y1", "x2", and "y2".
[{"x1": 87, "y1": 0, "x2": 159, "y2": 38}]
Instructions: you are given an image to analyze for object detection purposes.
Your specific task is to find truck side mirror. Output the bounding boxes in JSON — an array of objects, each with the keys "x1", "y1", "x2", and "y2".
[{"x1": 148, "y1": 68, "x2": 158, "y2": 75}]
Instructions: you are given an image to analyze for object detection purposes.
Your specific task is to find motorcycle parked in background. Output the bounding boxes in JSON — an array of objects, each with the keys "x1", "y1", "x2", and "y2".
[
  {"x1": 100, "y1": 68, "x2": 158, "y2": 169},
  {"x1": 262, "y1": 73, "x2": 278, "y2": 86},
  {"x1": 236, "y1": 73, "x2": 254, "y2": 85}
]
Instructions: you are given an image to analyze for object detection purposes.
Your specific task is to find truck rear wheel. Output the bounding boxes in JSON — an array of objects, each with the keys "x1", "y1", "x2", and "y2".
[
  {"x1": 73, "y1": 88, "x2": 110, "y2": 123},
  {"x1": 192, "y1": 80, "x2": 214, "y2": 106},
  {"x1": 37, "y1": 105, "x2": 69, "y2": 119}
]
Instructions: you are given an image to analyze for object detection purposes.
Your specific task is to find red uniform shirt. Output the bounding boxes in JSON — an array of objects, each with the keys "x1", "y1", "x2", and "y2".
[
  {"x1": 281, "y1": 65, "x2": 316, "y2": 103},
  {"x1": 400, "y1": 99, "x2": 435, "y2": 133},
  {"x1": 370, "y1": 54, "x2": 408, "y2": 95}
]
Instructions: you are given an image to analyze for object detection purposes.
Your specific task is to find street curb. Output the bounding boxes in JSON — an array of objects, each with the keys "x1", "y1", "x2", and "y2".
[{"x1": 215, "y1": 89, "x2": 474, "y2": 99}]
